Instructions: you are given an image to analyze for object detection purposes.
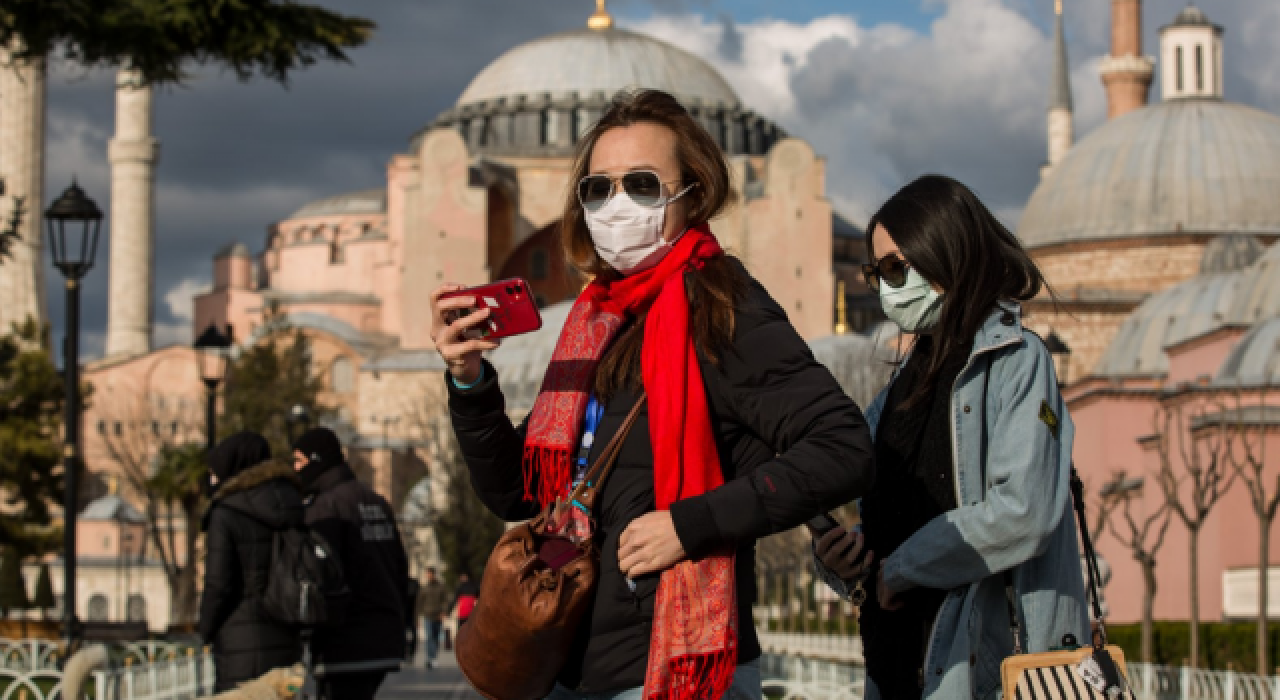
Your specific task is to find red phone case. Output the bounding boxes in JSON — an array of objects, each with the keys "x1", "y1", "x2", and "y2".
[{"x1": 440, "y1": 278, "x2": 544, "y2": 340}]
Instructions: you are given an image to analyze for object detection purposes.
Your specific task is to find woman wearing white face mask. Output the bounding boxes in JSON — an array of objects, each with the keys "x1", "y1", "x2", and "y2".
[
  {"x1": 813, "y1": 175, "x2": 1088, "y2": 700},
  {"x1": 428, "y1": 89, "x2": 875, "y2": 700}
]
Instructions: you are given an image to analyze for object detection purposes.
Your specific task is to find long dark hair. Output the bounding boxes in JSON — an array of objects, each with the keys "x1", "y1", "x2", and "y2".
[
  {"x1": 560, "y1": 89, "x2": 746, "y2": 397},
  {"x1": 867, "y1": 175, "x2": 1049, "y2": 410}
]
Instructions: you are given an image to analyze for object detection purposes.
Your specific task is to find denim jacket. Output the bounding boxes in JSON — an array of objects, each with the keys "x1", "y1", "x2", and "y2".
[{"x1": 817, "y1": 302, "x2": 1088, "y2": 699}]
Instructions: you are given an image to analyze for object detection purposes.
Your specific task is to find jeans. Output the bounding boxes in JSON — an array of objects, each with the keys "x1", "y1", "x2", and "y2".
[
  {"x1": 425, "y1": 618, "x2": 443, "y2": 662},
  {"x1": 544, "y1": 659, "x2": 762, "y2": 700}
]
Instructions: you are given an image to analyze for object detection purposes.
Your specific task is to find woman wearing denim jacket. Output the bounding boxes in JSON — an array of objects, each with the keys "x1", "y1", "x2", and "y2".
[{"x1": 814, "y1": 175, "x2": 1088, "y2": 700}]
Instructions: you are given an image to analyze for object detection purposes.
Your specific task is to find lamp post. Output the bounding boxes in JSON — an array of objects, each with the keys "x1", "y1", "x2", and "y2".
[
  {"x1": 1045, "y1": 331, "x2": 1073, "y2": 389},
  {"x1": 45, "y1": 181, "x2": 104, "y2": 644},
  {"x1": 194, "y1": 323, "x2": 233, "y2": 451}
]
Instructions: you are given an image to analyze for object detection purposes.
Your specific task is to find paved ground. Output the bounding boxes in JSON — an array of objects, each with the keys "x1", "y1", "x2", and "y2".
[{"x1": 378, "y1": 648, "x2": 481, "y2": 700}]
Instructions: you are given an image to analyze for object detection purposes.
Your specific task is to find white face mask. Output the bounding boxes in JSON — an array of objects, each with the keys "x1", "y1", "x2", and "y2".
[
  {"x1": 585, "y1": 184, "x2": 694, "y2": 275},
  {"x1": 879, "y1": 266, "x2": 944, "y2": 333}
]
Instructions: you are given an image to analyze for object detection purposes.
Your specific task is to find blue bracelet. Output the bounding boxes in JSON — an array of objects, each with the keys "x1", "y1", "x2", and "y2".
[{"x1": 450, "y1": 366, "x2": 485, "y2": 390}]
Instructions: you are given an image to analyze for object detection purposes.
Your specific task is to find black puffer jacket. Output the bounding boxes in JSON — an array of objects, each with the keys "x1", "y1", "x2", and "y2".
[
  {"x1": 303, "y1": 463, "x2": 411, "y2": 674},
  {"x1": 198, "y1": 460, "x2": 305, "y2": 691},
  {"x1": 449, "y1": 262, "x2": 876, "y2": 693}
]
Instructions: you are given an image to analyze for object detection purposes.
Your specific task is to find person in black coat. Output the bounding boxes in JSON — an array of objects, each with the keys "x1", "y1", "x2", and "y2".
[
  {"x1": 198, "y1": 432, "x2": 304, "y2": 692},
  {"x1": 292, "y1": 427, "x2": 410, "y2": 700}
]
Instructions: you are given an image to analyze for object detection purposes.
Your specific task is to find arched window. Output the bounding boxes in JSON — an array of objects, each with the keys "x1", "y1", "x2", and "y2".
[
  {"x1": 530, "y1": 248, "x2": 550, "y2": 281},
  {"x1": 1176, "y1": 46, "x2": 1184, "y2": 93},
  {"x1": 330, "y1": 242, "x2": 345, "y2": 265},
  {"x1": 126, "y1": 594, "x2": 147, "y2": 623},
  {"x1": 331, "y1": 357, "x2": 354, "y2": 393},
  {"x1": 88, "y1": 594, "x2": 109, "y2": 622}
]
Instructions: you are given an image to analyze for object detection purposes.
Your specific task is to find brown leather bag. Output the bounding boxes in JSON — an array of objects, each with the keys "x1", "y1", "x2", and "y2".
[{"x1": 456, "y1": 394, "x2": 647, "y2": 700}]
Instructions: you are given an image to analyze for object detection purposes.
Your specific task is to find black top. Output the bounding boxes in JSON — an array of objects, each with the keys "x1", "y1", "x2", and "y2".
[
  {"x1": 304, "y1": 464, "x2": 412, "y2": 671},
  {"x1": 860, "y1": 335, "x2": 969, "y2": 699},
  {"x1": 198, "y1": 461, "x2": 305, "y2": 692},
  {"x1": 448, "y1": 260, "x2": 876, "y2": 693}
]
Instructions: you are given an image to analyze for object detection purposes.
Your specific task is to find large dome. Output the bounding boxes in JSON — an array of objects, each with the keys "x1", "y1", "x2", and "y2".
[
  {"x1": 1019, "y1": 100, "x2": 1280, "y2": 249},
  {"x1": 456, "y1": 28, "x2": 740, "y2": 109}
]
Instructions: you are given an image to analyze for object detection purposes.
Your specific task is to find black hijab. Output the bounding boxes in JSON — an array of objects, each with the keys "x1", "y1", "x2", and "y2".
[{"x1": 207, "y1": 432, "x2": 271, "y2": 494}]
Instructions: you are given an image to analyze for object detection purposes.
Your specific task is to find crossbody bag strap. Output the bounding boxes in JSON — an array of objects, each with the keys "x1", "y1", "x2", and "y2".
[{"x1": 558, "y1": 393, "x2": 648, "y2": 518}]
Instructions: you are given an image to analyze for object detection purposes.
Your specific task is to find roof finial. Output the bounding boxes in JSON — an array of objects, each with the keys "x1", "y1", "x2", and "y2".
[
  {"x1": 107, "y1": 474, "x2": 120, "y2": 496},
  {"x1": 588, "y1": 0, "x2": 614, "y2": 30},
  {"x1": 1055, "y1": 0, "x2": 1062, "y2": 16},
  {"x1": 834, "y1": 280, "x2": 850, "y2": 335}
]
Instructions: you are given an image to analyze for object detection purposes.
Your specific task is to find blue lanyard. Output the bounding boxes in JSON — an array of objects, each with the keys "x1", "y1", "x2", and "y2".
[{"x1": 573, "y1": 396, "x2": 604, "y2": 487}]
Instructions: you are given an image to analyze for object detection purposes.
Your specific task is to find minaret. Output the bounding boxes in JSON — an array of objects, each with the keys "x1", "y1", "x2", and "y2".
[
  {"x1": 1099, "y1": 0, "x2": 1154, "y2": 119},
  {"x1": 1159, "y1": 5, "x2": 1224, "y2": 102},
  {"x1": 105, "y1": 69, "x2": 160, "y2": 358},
  {"x1": 1043, "y1": 0, "x2": 1074, "y2": 180},
  {"x1": 0, "y1": 44, "x2": 47, "y2": 332}
]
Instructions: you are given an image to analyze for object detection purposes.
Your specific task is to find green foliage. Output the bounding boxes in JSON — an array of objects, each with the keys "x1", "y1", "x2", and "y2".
[
  {"x1": 149, "y1": 442, "x2": 207, "y2": 505},
  {"x1": 1109, "y1": 620, "x2": 1280, "y2": 672},
  {"x1": 0, "y1": 0, "x2": 374, "y2": 85},
  {"x1": 31, "y1": 562, "x2": 54, "y2": 613},
  {"x1": 0, "y1": 318, "x2": 65, "y2": 555},
  {"x1": 219, "y1": 308, "x2": 329, "y2": 458},
  {"x1": 0, "y1": 547, "x2": 29, "y2": 616}
]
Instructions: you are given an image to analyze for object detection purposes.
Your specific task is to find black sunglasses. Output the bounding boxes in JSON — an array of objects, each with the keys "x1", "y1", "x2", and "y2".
[
  {"x1": 861, "y1": 255, "x2": 911, "y2": 291},
  {"x1": 577, "y1": 170, "x2": 683, "y2": 211}
]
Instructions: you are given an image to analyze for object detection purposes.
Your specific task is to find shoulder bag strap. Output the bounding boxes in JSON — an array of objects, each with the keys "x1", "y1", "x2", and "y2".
[{"x1": 557, "y1": 393, "x2": 648, "y2": 519}]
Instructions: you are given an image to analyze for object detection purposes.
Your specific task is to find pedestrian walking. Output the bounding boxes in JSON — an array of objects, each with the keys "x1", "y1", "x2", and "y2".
[
  {"x1": 417, "y1": 567, "x2": 450, "y2": 669},
  {"x1": 198, "y1": 433, "x2": 304, "y2": 692},
  {"x1": 292, "y1": 427, "x2": 411, "y2": 700},
  {"x1": 451, "y1": 572, "x2": 479, "y2": 627},
  {"x1": 431, "y1": 88, "x2": 874, "y2": 699},
  {"x1": 814, "y1": 175, "x2": 1089, "y2": 700}
]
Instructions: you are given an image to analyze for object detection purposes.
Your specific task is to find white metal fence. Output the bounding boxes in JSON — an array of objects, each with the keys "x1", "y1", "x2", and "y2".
[
  {"x1": 757, "y1": 631, "x2": 864, "y2": 663},
  {"x1": 761, "y1": 653, "x2": 865, "y2": 699},
  {"x1": 1127, "y1": 662, "x2": 1280, "y2": 700},
  {"x1": 91, "y1": 653, "x2": 215, "y2": 700},
  {"x1": 0, "y1": 638, "x2": 212, "y2": 700}
]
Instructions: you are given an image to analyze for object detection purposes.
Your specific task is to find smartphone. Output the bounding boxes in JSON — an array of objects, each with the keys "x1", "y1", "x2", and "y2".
[
  {"x1": 439, "y1": 278, "x2": 544, "y2": 340},
  {"x1": 805, "y1": 512, "x2": 843, "y2": 538}
]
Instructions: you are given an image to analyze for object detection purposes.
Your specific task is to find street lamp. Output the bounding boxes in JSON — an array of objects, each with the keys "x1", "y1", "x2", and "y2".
[
  {"x1": 1045, "y1": 331, "x2": 1072, "y2": 389},
  {"x1": 45, "y1": 180, "x2": 104, "y2": 645},
  {"x1": 194, "y1": 323, "x2": 233, "y2": 450}
]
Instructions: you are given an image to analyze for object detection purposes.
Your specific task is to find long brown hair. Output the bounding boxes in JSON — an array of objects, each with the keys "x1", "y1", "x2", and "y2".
[{"x1": 559, "y1": 89, "x2": 746, "y2": 398}]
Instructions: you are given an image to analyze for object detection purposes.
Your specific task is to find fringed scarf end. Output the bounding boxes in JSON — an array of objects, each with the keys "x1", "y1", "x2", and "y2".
[{"x1": 522, "y1": 445, "x2": 572, "y2": 507}]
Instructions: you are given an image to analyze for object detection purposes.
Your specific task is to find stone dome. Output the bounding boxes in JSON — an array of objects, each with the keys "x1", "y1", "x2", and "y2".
[
  {"x1": 1166, "y1": 4, "x2": 1218, "y2": 30},
  {"x1": 1019, "y1": 100, "x2": 1280, "y2": 249},
  {"x1": 1226, "y1": 240, "x2": 1280, "y2": 324},
  {"x1": 1216, "y1": 317, "x2": 1280, "y2": 388},
  {"x1": 289, "y1": 189, "x2": 386, "y2": 220},
  {"x1": 457, "y1": 28, "x2": 740, "y2": 109},
  {"x1": 1094, "y1": 271, "x2": 1248, "y2": 377},
  {"x1": 421, "y1": 27, "x2": 783, "y2": 159}
]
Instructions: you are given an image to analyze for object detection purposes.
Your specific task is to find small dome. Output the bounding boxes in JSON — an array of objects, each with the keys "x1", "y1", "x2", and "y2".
[
  {"x1": 1199, "y1": 234, "x2": 1265, "y2": 274},
  {"x1": 1095, "y1": 272, "x2": 1247, "y2": 378},
  {"x1": 489, "y1": 302, "x2": 574, "y2": 411},
  {"x1": 1166, "y1": 5, "x2": 1216, "y2": 29},
  {"x1": 456, "y1": 28, "x2": 740, "y2": 109},
  {"x1": 1019, "y1": 101, "x2": 1280, "y2": 249},
  {"x1": 1216, "y1": 317, "x2": 1280, "y2": 387},
  {"x1": 82, "y1": 494, "x2": 146, "y2": 524},
  {"x1": 1227, "y1": 241, "x2": 1280, "y2": 323},
  {"x1": 289, "y1": 189, "x2": 386, "y2": 220}
]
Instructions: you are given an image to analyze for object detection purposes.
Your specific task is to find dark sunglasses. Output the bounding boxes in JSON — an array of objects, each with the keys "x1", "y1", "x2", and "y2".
[
  {"x1": 577, "y1": 170, "x2": 684, "y2": 211},
  {"x1": 861, "y1": 255, "x2": 911, "y2": 291}
]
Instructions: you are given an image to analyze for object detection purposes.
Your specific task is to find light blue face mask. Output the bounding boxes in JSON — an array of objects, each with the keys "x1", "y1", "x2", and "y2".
[{"x1": 879, "y1": 266, "x2": 944, "y2": 333}]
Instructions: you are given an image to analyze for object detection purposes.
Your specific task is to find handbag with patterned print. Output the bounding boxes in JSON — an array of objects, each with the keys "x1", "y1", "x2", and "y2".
[{"x1": 1000, "y1": 470, "x2": 1133, "y2": 700}]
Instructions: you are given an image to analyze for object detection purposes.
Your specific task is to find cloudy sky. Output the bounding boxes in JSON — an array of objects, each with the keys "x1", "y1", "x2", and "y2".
[{"x1": 39, "y1": 0, "x2": 1280, "y2": 361}]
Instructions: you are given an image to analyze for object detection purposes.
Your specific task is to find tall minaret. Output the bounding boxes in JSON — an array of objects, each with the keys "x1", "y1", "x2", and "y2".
[
  {"x1": 1099, "y1": 0, "x2": 1154, "y2": 119},
  {"x1": 1043, "y1": 0, "x2": 1074, "y2": 180},
  {"x1": 0, "y1": 44, "x2": 47, "y2": 332},
  {"x1": 105, "y1": 69, "x2": 159, "y2": 358}
]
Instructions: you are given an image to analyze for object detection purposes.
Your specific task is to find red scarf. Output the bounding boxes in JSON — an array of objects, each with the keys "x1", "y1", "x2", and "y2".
[{"x1": 523, "y1": 224, "x2": 738, "y2": 700}]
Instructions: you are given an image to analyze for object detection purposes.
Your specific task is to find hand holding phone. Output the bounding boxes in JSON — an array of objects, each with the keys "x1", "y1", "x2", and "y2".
[{"x1": 438, "y1": 278, "x2": 543, "y2": 341}]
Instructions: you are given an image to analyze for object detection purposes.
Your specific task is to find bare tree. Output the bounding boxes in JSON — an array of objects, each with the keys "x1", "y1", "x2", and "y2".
[
  {"x1": 97, "y1": 392, "x2": 206, "y2": 626},
  {"x1": 1103, "y1": 472, "x2": 1172, "y2": 663},
  {"x1": 1153, "y1": 395, "x2": 1236, "y2": 668},
  {"x1": 1224, "y1": 382, "x2": 1278, "y2": 675}
]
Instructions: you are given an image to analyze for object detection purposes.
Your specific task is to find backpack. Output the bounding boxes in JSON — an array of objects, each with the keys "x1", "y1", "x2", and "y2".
[{"x1": 262, "y1": 526, "x2": 351, "y2": 627}]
